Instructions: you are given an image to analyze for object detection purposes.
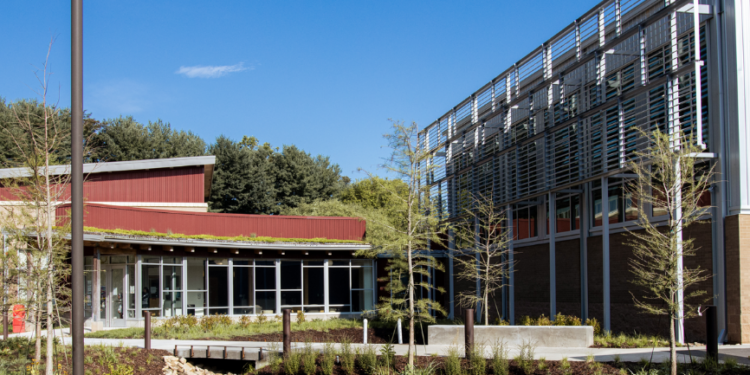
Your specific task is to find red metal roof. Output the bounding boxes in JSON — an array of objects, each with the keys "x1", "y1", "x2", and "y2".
[
  {"x1": 1, "y1": 167, "x2": 205, "y2": 203},
  {"x1": 56, "y1": 203, "x2": 367, "y2": 242}
]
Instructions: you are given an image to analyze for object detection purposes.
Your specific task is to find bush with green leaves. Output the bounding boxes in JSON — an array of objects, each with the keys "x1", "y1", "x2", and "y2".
[
  {"x1": 468, "y1": 345, "x2": 486, "y2": 375},
  {"x1": 357, "y1": 345, "x2": 378, "y2": 375},
  {"x1": 283, "y1": 350, "x2": 302, "y2": 375},
  {"x1": 320, "y1": 343, "x2": 336, "y2": 375},
  {"x1": 490, "y1": 340, "x2": 509, "y2": 375},
  {"x1": 340, "y1": 341, "x2": 356, "y2": 375},
  {"x1": 443, "y1": 346, "x2": 462, "y2": 375},
  {"x1": 514, "y1": 340, "x2": 535, "y2": 375},
  {"x1": 302, "y1": 343, "x2": 317, "y2": 375},
  {"x1": 378, "y1": 343, "x2": 396, "y2": 369}
]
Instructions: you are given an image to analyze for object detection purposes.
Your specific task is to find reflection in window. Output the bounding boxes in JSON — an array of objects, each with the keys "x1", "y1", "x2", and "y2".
[
  {"x1": 208, "y1": 266, "x2": 228, "y2": 315},
  {"x1": 233, "y1": 266, "x2": 253, "y2": 314},
  {"x1": 328, "y1": 267, "x2": 350, "y2": 312},
  {"x1": 514, "y1": 205, "x2": 538, "y2": 240}
]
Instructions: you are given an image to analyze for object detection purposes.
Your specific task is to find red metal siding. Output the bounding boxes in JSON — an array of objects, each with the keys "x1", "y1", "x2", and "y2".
[
  {"x1": 1, "y1": 167, "x2": 204, "y2": 203},
  {"x1": 56, "y1": 203, "x2": 366, "y2": 241}
]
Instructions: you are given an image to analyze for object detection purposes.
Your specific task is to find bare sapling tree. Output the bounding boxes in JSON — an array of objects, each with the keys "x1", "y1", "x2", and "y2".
[
  {"x1": 363, "y1": 120, "x2": 447, "y2": 368},
  {"x1": 454, "y1": 193, "x2": 513, "y2": 325},
  {"x1": 626, "y1": 129, "x2": 713, "y2": 375},
  {"x1": 0, "y1": 40, "x2": 75, "y2": 374}
]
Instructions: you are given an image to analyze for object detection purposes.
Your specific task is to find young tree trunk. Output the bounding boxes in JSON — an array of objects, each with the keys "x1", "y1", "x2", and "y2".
[
  {"x1": 670, "y1": 315, "x2": 677, "y2": 375},
  {"x1": 35, "y1": 299, "x2": 42, "y2": 362},
  {"x1": 45, "y1": 281, "x2": 53, "y2": 375},
  {"x1": 484, "y1": 288, "x2": 489, "y2": 326},
  {"x1": 407, "y1": 241, "x2": 415, "y2": 368}
]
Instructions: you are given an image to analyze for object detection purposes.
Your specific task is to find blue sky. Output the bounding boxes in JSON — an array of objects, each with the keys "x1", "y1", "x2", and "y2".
[{"x1": 1, "y1": 0, "x2": 597, "y2": 180}]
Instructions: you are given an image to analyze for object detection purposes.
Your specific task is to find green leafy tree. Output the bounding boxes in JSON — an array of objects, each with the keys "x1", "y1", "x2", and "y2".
[
  {"x1": 340, "y1": 176, "x2": 410, "y2": 231},
  {"x1": 89, "y1": 116, "x2": 206, "y2": 161},
  {"x1": 362, "y1": 120, "x2": 447, "y2": 368}
]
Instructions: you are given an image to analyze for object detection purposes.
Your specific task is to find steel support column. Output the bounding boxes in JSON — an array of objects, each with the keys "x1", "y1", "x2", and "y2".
[
  {"x1": 580, "y1": 184, "x2": 589, "y2": 322},
  {"x1": 507, "y1": 204, "x2": 515, "y2": 324},
  {"x1": 602, "y1": 177, "x2": 611, "y2": 333},
  {"x1": 549, "y1": 193, "x2": 557, "y2": 319},
  {"x1": 71, "y1": 0, "x2": 85, "y2": 372}
]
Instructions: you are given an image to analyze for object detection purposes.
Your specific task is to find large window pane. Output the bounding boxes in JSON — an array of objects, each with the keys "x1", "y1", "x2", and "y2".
[
  {"x1": 187, "y1": 258, "x2": 206, "y2": 290},
  {"x1": 281, "y1": 261, "x2": 301, "y2": 289},
  {"x1": 281, "y1": 291, "x2": 301, "y2": 306},
  {"x1": 255, "y1": 267, "x2": 275, "y2": 290},
  {"x1": 208, "y1": 267, "x2": 229, "y2": 307},
  {"x1": 187, "y1": 292, "x2": 206, "y2": 316},
  {"x1": 162, "y1": 292, "x2": 182, "y2": 317},
  {"x1": 141, "y1": 265, "x2": 160, "y2": 310},
  {"x1": 328, "y1": 268, "x2": 350, "y2": 305},
  {"x1": 256, "y1": 291, "x2": 276, "y2": 314},
  {"x1": 351, "y1": 267, "x2": 372, "y2": 289},
  {"x1": 352, "y1": 290, "x2": 373, "y2": 312},
  {"x1": 303, "y1": 268, "x2": 324, "y2": 305},
  {"x1": 127, "y1": 265, "x2": 135, "y2": 316},
  {"x1": 163, "y1": 265, "x2": 182, "y2": 291},
  {"x1": 233, "y1": 267, "x2": 254, "y2": 307}
]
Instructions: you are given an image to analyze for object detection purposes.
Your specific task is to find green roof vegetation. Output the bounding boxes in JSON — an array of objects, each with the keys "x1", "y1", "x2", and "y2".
[{"x1": 81, "y1": 226, "x2": 367, "y2": 245}]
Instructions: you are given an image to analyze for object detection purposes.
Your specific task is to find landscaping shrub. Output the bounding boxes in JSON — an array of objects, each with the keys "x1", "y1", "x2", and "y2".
[
  {"x1": 302, "y1": 342, "x2": 317, "y2": 375},
  {"x1": 490, "y1": 341, "x2": 509, "y2": 375},
  {"x1": 514, "y1": 340, "x2": 535, "y2": 375},
  {"x1": 283, "y1": 350, "x2": 302, "y2": 375},
  {"x1": 340, "y1": 340, "x2": 356, "y2": 375},
  {"x1": 378, "y1": 343, "x2": 396, "y2": 369},
  {"x1": 443, "y1": 346, "x2": 462, "y2": 375},
  {"x1": 468, "y1": 345, "x2": 486, "y2": 375},
  {"x1": 297, "y1": 310, "x2": 306, "y2": 324},
  {"x1": 321, "y1": 343, "x2": 336, "y2": 375},
  {"x1": 356, "y1": 344, "x2": 377, "y2": 375}
]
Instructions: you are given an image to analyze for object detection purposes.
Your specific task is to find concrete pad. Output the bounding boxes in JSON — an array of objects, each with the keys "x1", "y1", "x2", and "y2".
[{"x1": 427, "y1": 325, "x2": 594, "y2": 347}]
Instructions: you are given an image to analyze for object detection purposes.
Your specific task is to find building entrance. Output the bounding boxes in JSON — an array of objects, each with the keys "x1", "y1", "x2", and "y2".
[{"x1": 99, "y1": 266, "x2": 126, "y2": 327}]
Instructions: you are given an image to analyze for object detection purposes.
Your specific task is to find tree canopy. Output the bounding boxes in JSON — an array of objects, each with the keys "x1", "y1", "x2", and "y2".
[{"x1": 88, "y1": 116, "x2": 206, "y2": 162}]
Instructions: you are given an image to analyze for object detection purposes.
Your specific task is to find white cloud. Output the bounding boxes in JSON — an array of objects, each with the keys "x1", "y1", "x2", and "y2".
[{"x1": 175, "y1": 62, "x2": 250, "y2": 78}]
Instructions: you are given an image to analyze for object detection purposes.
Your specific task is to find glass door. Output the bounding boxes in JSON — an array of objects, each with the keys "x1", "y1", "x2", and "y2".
[{"x1": 104, "y1": 266, "x2": 126, "y2": 327}]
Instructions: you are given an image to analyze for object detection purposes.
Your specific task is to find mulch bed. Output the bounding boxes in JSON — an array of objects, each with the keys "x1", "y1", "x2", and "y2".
[
  {"x1": 59, "y1": 347, "x2": 172, "y2": 375},
  {"x1": 220, "y1": 327, "x2": 426, "y2": 345}
]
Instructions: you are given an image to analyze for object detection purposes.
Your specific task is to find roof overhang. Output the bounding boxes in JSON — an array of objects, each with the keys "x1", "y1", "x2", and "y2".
[
  {"x1": 0, "y1": 156, "x2": 217, "y2": 179},
  {"x1": 81, "y1": 233, "x2": 370, "y2": 251}
]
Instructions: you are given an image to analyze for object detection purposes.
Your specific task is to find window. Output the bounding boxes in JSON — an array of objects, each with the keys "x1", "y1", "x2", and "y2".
[
  {"x1": 514, "y1": 205, "x2": 538, "y2": 240},
  {"x1": 255, "y1": 261, "x2": 276, "y2": 314},
  {"x1": 328, "y1": 262, "x2": 350, "y2": 312},
  {"x1": 549, "y1": 195, "x2": 580, "y2": 234},
  {"x1": 303, "y1": 261, "x2": 324, "y2": 313},
  {"x1": 593, "y1": 179, "x2": 637, "y2": 226},
  {"x1": 208, "y1": 259, "x2": 228, "y2": 315},
  {"x1": 162, "y1": 260, "x2": 182, "y2": 317},
  {"x1": 233, "y1": 262, "x2": 254, "y2": 315},
  {"x1": 280, "y1": 261, "x2": 302, "y2": 312},
  {"x1": 351, "y1": 260, "x2": 374, "y2": 312},
  {"x1": 187, "y1": 258, "x2": 206, "y2": 317},
  {"x1": 141, "y1": 259, "x2": 161, "y2": 317}
]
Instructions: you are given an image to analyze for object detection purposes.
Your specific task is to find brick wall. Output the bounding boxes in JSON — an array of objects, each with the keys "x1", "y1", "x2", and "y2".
[
  {"x1": 457, "y1": 220, "x2": 714, "y2": 342},
  {"x1": 726, "y1": 214, "x2": 750, "y2": 343}
]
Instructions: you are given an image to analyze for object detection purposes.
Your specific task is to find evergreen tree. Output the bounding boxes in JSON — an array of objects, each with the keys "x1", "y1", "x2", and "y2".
[
  {"x1": 271, "y1": 145, "x2": 347, "y2": 213},
  {"x1": 207, "y1": 136, "x2": 276, "y2": 214},
  {"x1": 89, "y1": 116, "x2": 206, "y2": 161}
]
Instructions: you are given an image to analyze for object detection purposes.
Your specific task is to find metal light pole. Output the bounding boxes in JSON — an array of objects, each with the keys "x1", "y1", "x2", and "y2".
[{"x1": 71, "y1": 0, "x2": 84, "y2": 373}]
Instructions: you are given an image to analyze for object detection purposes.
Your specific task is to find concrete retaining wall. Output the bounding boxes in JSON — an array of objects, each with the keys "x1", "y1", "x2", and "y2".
[{"x1": 427, "y1": 325, "x2": 594, "y2": 347}]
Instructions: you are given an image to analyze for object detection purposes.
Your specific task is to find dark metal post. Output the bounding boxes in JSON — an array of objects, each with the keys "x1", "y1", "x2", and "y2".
[
  {"x1": 283, "y1": 309, "x2": 291, "y2": 357},
  {"x1": 706, "y1": 305, "x2": 718, "y2": 361},
  {"x1": 464, "y1": 308, "x2": 474, "y2": 359},
  {"x1": 71, "y1": 0, "x2": 84, "y2": 373},
  {"x1": 144, "y1": 312, "x2": 151, "y2": 350}
]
